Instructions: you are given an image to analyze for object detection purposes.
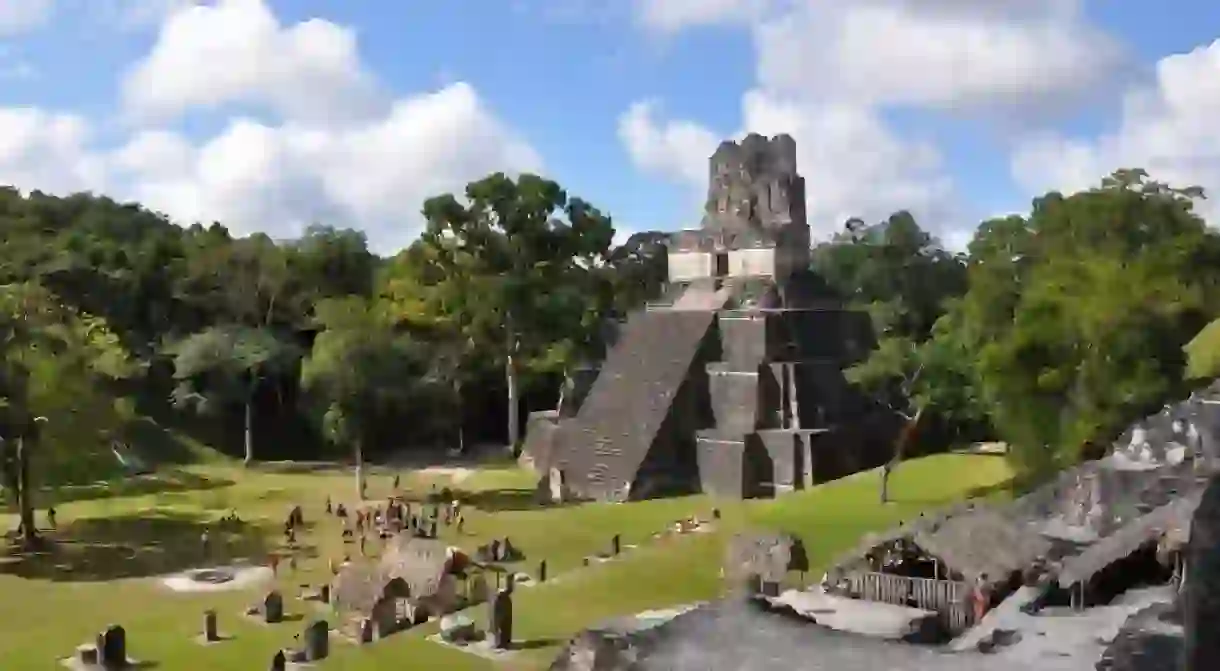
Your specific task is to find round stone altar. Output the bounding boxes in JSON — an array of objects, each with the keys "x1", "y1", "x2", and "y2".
[{"x1": 159, "y1": 563, "x2": 273, "y2": 593}]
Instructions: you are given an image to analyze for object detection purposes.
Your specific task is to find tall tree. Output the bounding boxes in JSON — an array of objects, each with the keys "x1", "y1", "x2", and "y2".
[
  {"x1": 951, "y1": 170, "x2": 1220, "y2": 474},
  {"x1": 415, "y1": 173, "x2": 616, "y2": 452},
  {"x1": 0, "y1": 282, "x2": 137, "y2": 547},
  {"x1": 815, "y1": 212, "x2": 972, "y2": 499},
  {"x1": 300, "y1": 297, "x2": 438, "y2": 497},
  {"x1": 166, "y1": 326, "x2": 299, "y2": 465}
]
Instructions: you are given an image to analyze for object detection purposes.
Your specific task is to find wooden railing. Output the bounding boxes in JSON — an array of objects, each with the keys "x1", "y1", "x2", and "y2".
[{"x1": 848, "y1": 571, "x2": 973, "y2": 632}]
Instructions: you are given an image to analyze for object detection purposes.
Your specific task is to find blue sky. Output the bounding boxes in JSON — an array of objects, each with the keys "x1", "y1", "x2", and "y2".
[{"x1": 1, "y1": 0, "x2": 1219, "y2": 253}]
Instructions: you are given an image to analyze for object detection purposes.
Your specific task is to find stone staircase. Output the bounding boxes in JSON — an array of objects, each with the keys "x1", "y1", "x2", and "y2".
[{"x1": 553, "y1": 306, "x2": 723, "y2": 500}]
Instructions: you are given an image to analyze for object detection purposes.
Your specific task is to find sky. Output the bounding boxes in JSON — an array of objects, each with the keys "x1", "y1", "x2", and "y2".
[{"x1": 0, "y1": 0, "x2": 1219, "y2": 255}]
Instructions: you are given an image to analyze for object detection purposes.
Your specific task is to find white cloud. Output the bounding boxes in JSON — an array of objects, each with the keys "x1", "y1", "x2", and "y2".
[
  {"x1": 107, "y1": 82, "x2": 541, "y2": 253},
  {"x1": 0, "y1": 0, "x2": 542, "y2": 255},
  {"x1": 618, "y1": 100, "x2": 718, "y2": 187},
  {"x1": 619, "y1": 92, "x2": 951, "y2": 237},
  {"x1": 121, "y1": 0, "x2": 383, "y2": 124},
  {"x1": 1012, "y1": 39, "x2": 1220, "y2": 221},
  {"x1": 752, "y1": 0, "x2": 1122, "y2": 110},
  {"x1": 623, "y1": 0, "x2": 1124, "y2": 242},
  {"x1": 0, "y1": 0, "x2": 53, "y2": 35},
  {"x1": 639, "y1": 0, "x2": 1120, "y2": 109},
  {"x1": 0, "y1": 108, "x2": 108, "y2": 195},
  {"x1": 1015, "y1": 39, "x2": 1220, "y2": 200}
]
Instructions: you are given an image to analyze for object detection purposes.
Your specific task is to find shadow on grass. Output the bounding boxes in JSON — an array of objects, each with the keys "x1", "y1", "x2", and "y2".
[
  {"x1": 30, "y1": 470, "x2": 235, "y2": 508},
  {"x1": 0, "y1": 510, "x2": 278, "y2": 582},
  {"x1": 511, "y1": 637, "x2": 561, "y2": 651},
  {"x1": 123, "y1": 416, "x2": 208, "y2": 465},
  {"x1": 437, "y1": 488, "x2": 582, "y2": 513}
]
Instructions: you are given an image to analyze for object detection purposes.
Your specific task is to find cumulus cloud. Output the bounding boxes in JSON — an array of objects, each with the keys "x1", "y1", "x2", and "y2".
[
  {"x1": 121, "y1": 0, "x2": 383, "y2": 124},
  {"x1": 0, "y1": 108, "x2": 107, "y2": 194},
  {"x1": 753, "y1": 1, "x2": 1122, "y2": 111},
  {"x1": 1012, "y1": 39, "x2": 1220, "y2": 222},
  {"x1": 618, "y1": 100, "x2": 718, "y2": 188},
  {"x1": 109, "y1": 84, "x2": 541, "y2": 252},
  {"x1": 0, "y1": 0, "x2": 542, "y2": 255},
  {"x1": 623, "y1": 0, "x2": 1124, "y2": 242},
  {"x1": 619, "y1": 93, "x2": 951, "y2": 237}
]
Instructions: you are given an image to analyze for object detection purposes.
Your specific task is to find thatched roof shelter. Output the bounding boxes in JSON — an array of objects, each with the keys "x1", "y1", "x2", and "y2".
[
  {"x1": 381, "y1": 537, "x2": 452, "y2": 598},
  {"x1": 912, "y1": 508, "x2": 1052, "y2": 582},
  {"x1": 332, "y1": 537, "x2": 456, "y2": 616},
  {"x1": 1056, "y1": 492, "x2": 1200, "y2": 587},
  {"x1": 331, "y1": 561, "x2": 389, "y2": 614},
  {"x1": 822, "y1": 502, "x2": 975, "y2": 580}
]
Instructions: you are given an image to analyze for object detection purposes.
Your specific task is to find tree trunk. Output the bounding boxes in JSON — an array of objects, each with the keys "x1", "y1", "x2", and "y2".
[
  {"x1": 505, "y1": 332, "x2": 520, "y2": 456},
  {"x1": 454, "y1": 378, "x2": 466, "y2": 455},
  {"x1": 354, "y1": 439, "x2": 366, "y2": 501},
  {"x1": 880, "y1": 406, "x2": 925, "y2": 504},
  {"x1": 242, "y1": 398, "x2": 254, "y2": 466},
  {"x1": 1, "y1": 445, "x2": 17, "y2": 513},
  {"x1": 16, "y1": 436, "x2": 38, "y2": 547}
]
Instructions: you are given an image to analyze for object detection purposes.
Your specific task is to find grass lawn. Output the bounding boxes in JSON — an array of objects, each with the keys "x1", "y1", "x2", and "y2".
[{"x1": 0, "y1": 452, "x2": 1014, "y2": 670}]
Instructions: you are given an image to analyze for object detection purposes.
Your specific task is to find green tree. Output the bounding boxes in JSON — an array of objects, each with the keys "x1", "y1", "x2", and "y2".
[
  {"x1": 815, "y1": 212, "x2": 973, "y2": 499},
  {"x1": 166, "y1": 326, "x2": 300, "y2": 465},
  {"x1": 300, "y1": 297, "x2": 439, "y2": 497},
  {"x1": 951, "y1": 170, "x2": 1220, "y2": 475},
  {"x1": 0, "y1": 282, "x2": 137, "y2": 547},
  {"x1": 416, "y1": 172, "x2": 616, "y2": 452}
]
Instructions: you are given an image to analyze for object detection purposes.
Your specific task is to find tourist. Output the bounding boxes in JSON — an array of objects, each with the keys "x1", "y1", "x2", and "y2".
[
  {"x1": 269, "y1": 554, "x2": 280, "y2": 576},
  {"x1": 336, "y1": 503, "x2": 347, "y2": 519},
  {"x1": 201, "y1": 528, "x2": 211, "y2": 557},
  {"x1": 970, "y1": 574, "x2": 991, "y2": 623},
  {"x1": 46, "y1": 506, "x2": 56, "y2": 529},
  {"x1": 393, "y1": 474, "x2": 401, "y2": 491}
]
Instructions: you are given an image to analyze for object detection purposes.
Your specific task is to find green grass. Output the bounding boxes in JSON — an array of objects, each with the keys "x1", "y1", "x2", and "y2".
[{"x1": 0, "y1": 452, "x2": 1014, "y2": 670}]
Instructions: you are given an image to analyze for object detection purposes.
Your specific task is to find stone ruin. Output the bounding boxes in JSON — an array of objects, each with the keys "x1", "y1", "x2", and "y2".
[
  {"x1": 723, "y1": 532, "x2": 807, "y2": 598},
  {"x1": 329, "y1": 537, "x2": 466, "y2": 642},
  {"x1": 1184, "y1": 466, "x2": 1220, "y2": 669},
  {"x1": 244, "y1": 589, "x2": 284, "y2": 624},
  {"x1": 524, "y1": 134, "x2": 902, "y2": 502},
  {"x1": 64, "y1": 624, "x2": 133, "y2": 670}
]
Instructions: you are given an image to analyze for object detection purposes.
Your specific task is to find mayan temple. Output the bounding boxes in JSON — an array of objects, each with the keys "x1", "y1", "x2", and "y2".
[{"x1": 525, "y1": 134, "x2": 901, "y2": 502}]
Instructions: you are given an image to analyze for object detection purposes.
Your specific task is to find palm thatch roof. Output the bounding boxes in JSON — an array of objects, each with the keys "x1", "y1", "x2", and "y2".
[
  {"x1": 331, "y1": 537, "x2": 454, "y2": 615},
  {"x1": 1056, "y1": 492, "x2": 1200, "y2": 587},
  {"x1": 823, "y1": 503, "x2": 977, "y2": 580},
  {"x1": 381, "y1": 537, "x2": 452, "y2": 598},
  {"x1": 331, "y1": 561, "x2": 388, "y2": 614},
  {"x1": 912, "y1": 507, "x2": 1052, "y2": 582}
]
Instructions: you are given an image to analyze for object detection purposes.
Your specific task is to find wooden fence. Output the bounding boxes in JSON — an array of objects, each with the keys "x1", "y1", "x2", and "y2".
[{"x1": 848, "y1": 571, "x2": 973, "y2": 632}]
